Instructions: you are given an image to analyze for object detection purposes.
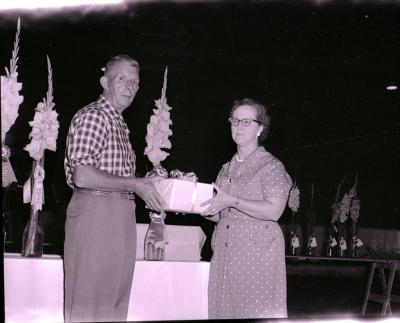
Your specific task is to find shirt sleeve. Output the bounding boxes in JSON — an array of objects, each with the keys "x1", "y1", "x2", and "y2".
[
  {"x1": 260, "y1": 159, "x2": 292, "y2": 200},
  {"x1": 67, "y1": 109, "x2": 109, "y2": 170}
]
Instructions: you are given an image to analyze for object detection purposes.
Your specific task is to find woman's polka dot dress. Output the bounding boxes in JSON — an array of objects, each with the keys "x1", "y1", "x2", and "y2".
[{"x1": 208, "y1": 146, "x2": 292, "y2": 319}]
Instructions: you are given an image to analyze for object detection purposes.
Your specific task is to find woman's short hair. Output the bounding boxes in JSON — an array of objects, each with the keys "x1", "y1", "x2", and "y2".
[
  {"x1": 104, "y1": 55, "x2": 140, "y2": 77},
  {"x1": 229, "y1": 98, "x2": 271, "y2": 144}
]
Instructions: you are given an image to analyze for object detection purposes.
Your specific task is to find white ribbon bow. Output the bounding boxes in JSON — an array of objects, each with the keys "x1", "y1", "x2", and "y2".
[
  {"x1": 291, "y1": 236, "x2": 300, "y2": 248},
  {"x1": 340, "y1": 238, "x2": 347, "y2": 250},
  {"x1": 2, "y1": 145, "x2": 17, "y2": 187},
  {"x1": 23, "y1": 163, "x2": 45, "y2": 212}
]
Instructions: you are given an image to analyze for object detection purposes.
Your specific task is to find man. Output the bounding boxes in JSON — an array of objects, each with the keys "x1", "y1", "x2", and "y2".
[{"x1": 64, "y1": 55, "x2": 165, "y2": 322}]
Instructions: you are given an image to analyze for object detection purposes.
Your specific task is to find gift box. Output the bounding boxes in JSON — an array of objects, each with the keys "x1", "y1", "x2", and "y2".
[{"x1": 156, "y1": 178, "x2": 214, "y2": 214}]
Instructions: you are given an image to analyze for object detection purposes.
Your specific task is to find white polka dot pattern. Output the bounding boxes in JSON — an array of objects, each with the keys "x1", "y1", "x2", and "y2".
[{"x1": 208, "y1": 146, "x2": 291, "y2": 319}]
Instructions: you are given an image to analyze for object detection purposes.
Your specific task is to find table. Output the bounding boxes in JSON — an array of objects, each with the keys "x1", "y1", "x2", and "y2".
[
  {"x1": 5, "y1": 252, "x2": 396, "y2": 322},
  {"x1": 361, "y1": 260, "x2": 400, "y2": 315},
  {"x1": 285, "y1": 255, "x2": 400, "y2": 316},
  {"x1": 4, "y1": 253, "x2": 209, "y2": 323},
  {"x1": 286, "y1": 255, "x2": 389, "y2": 277}
]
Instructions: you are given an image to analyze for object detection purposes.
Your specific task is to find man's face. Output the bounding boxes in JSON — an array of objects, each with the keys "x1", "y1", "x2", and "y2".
[{"x1": 102, "y1": 61, "x2": 140, "y2": 113}]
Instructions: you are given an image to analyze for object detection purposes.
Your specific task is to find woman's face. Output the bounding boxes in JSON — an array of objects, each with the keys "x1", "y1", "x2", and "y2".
[{"x1": 230, "y1": 104, "x2": 263, "y2": 147}]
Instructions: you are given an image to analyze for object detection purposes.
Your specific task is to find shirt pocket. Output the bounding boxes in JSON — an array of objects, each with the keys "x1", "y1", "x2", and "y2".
[{"x1": 248, "y1": 224, "x2": 275, "y2": 249}]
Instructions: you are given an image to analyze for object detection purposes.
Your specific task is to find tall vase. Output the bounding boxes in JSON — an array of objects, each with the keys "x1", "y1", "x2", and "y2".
[
  {"x1": 144, "y1": 211, "x2": 167, "y2": 261},
  {"x1": 326, "y1": 234, "x2": 337, "y2": 257},
  {"x1": 21, "y1": 208, "x2": 44, "y2": 257},
  {"x1": 21, "y1": 158, "x2": 45, "y2": 257},
  {"x1": 3, "y1": 212, "x2": 8, "y2": 245},
  {"x1": 351, "y1": 221, "x2": 359, "y2": 258},
  {"x1": 289, "y1": 230, "x2": 299, "y2": 255},
  {"x1": 339, "y1": 236, "x2": 347, "y2": 257},
  {"x1": 307, "y1": 235, "x2": 317, "y2": 256},
  {"x1": 351, "y1": 236, "x2": 359, "y2": 258}
]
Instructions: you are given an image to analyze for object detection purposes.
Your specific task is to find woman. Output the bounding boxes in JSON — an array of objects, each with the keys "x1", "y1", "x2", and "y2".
[{"x1": 201, "y1": 98, "x2": 292, "y2": 319}]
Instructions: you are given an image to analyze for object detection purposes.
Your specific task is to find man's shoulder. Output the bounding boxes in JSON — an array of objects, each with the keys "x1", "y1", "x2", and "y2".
[
  {"x1": 73, "y1": 99, "x2": 109, "y2": 123},
  {"x1": 77, "y1": 99, "x2": 101, "y2": 114}
]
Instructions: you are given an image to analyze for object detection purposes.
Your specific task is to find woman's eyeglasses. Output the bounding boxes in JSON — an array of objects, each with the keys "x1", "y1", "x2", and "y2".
[{"x1": 228, "y1": 118, "x2": 261, "y2": 127}]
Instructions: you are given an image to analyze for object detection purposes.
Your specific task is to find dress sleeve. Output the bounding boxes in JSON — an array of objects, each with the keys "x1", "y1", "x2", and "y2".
[
  {"x1": 260, "y1": 159, "x2": 292, "y2": 200},
  {"x1": 67, "y1": 109, "x2": 109, "y2": 169},
  {"x1": 215, "y1": 163, "x2": 229, "y2": 187}
]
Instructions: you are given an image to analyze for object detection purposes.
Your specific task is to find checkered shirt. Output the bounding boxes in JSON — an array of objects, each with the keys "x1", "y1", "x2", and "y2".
[{"x1": 64, "y1": 95, "x2": 136, "y2": 188}]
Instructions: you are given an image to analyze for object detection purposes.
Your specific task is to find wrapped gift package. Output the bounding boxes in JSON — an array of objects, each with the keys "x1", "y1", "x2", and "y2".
[{"x1": 156, "y1": 178, "x2": 214, "y2": 214}]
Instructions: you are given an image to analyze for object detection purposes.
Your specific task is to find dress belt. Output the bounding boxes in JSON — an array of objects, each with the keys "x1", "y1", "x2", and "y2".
[{"x1": 75, "y1": 188, "x2": 135, "y2": 201}]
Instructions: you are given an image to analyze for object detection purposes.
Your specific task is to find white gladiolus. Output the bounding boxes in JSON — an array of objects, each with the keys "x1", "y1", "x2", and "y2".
[
  {"x1": 2, "y1": 18, "x2": 23, "y2": 187},
  {"x1": 144, "y1": 67, "x2": 173, "y2": 167},
  {"x1": 1, "y1": 18, "x2": 24, "y2": 143},
  {"x1": 24, "y1": 56, "x2": 59, "y2": 161},
  {"x1": 288, "y1": 183, "x2": 300, "y2": 213}
]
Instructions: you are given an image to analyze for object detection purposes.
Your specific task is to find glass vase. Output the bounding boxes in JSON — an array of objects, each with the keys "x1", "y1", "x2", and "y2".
[
  {"x1": 307, "y1": 235, "x2": 317, "y2": 256},
  {"x1": 289, "y1": 230, "x2": 299, "y2": 256},
  {"x1": 338, "y1": 236, "x2": 347, "y2": 257},
  {"x1": 327, "y1": 245, "x2": 334, "y2": 257},
  {"x1": 351, "y1": 221, "x2": 359, "y2": 258},
  {"x1": 351, "y1": 236, "x2": 359, "y2": 258},
  {"x1": 21, "y1": 209, "x2": 44, "y2": 257},
  {"x1": 307, "y1": 246, "x2": 315, "y2": 256},
  {"x1": 326, "y1": 234, "x2": 337, "y2": 257},
  {"x1": 144, "y1": 211, "x2": 167, "y2": 261}
]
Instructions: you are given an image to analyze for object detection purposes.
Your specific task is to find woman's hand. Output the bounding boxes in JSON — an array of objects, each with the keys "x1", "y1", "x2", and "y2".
[{"x1": 200, "y1": 183, "x2": 234, "y2": 216}]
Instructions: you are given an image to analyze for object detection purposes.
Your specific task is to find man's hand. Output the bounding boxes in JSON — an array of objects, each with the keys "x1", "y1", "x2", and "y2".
[{"x1": 133, "y1": 176, "x2": 166, "y2": 212}]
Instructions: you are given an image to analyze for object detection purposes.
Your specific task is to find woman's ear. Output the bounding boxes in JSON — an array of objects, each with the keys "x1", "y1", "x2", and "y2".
[
  {"x1": 100, "y1": 76, "x2": 108, "y2": 90},
  {"x1": 257, "y1": 126, "x2": 264, "y2": 136}
]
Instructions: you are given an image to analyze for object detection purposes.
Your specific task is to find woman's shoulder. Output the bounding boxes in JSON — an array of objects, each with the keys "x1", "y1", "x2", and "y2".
[
  {"x1": 257, "y1": 147, "x2": 282, "y2": 164},
  {"x1": 257, "y1": 147, "x2": 293, "y2": 187},
  {"x1": 221, "y1": 159, "x2": 231, "y2": 171}
]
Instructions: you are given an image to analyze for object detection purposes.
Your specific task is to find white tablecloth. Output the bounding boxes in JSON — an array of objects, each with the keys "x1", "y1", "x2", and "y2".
[{"x1": 4, "y1": 253, "x2": 210, "y2": 322}]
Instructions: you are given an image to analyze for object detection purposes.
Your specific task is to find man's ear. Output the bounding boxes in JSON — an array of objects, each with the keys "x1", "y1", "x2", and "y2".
[{"x1": 100, "y1": 76, "x2": 108, "y2": 90}]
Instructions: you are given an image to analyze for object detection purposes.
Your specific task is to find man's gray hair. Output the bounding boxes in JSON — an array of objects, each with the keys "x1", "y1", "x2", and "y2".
[{"x1": 103, "y1": 55, "x2": 140, "y2": 76}]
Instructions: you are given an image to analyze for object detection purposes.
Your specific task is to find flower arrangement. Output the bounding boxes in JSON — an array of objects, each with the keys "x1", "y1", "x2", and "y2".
[
  {"x1": 288, "y1": 182, "x2": 300, "y2": 254},
  {"x1": 1, "y1": 17, "x2": 23, "y2": 187},
  {"x1": 338, "y1": 191, "x2": 352, "y2": 223},
  {"x1": 144, "y1": 66, "x2": 173, "y2": 167},
  {"x1": 329, "y1": 173, "x2": 363, "y2": 257},
  {"x1": 336, "y1": 173, "x2": 361, "y2": 224},
  {"x1": 329, "y1": 175, "x2": 346, "y2": 256},
  {"x1": 349, "y1": 174, "x2": 360, "y2": 223},
  {"x1": 348, "y1": 173, "x2": 363, "y2": 256},
  {"x1": 306, "y1": 182, "x2": 318, "y2": 255},
  {"x1": 24, "y1": 56, "x2": 59, "y2": 162},
  {"x1": 143, "y1": 66, "x2": 173, "y2": 260},
  {"x1": 330, "y1": 174, "x2": 345, "y2": 229},
  {"x1": 21, "y1": 56, "x2": 58, "y2": 257},
  {"x1": 288, "y1": 182, "x2": 300, "y2": 214}
]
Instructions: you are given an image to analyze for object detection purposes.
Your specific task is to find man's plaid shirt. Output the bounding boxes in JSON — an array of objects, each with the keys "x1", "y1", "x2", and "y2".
[{"x1": 64, "y1": 95, "x2": 136, "y2": 188}]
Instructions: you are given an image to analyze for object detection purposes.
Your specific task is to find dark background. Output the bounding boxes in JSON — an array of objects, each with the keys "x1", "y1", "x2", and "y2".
[{"x1": 1, "y1": 0, "x2": 399, "y2": 257}]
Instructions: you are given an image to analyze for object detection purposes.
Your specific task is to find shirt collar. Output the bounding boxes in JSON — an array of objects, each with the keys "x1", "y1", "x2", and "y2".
[{"x1": 97, "y1": 95, "x2": 124, "y2": 120}]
